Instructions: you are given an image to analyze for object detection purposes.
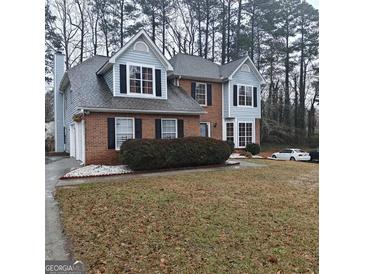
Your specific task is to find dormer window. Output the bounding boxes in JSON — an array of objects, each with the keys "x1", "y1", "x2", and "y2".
[
  {"x1": 134, "y1": 41, "x2": 149, "y2": 52},
  {"x1": 128, "y1": 63, "x2": 154, "y2": 95},
  {"x1": 241, "y1": 64, "x2": 251, "y2": 72}
]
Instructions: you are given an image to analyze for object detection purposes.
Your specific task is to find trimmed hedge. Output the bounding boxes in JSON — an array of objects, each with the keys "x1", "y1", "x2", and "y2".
[
  {"x1": 246, "y1": 143, "x2": 260, "y2": 155},
  {"x1": 120, "y1": 137, "x2": 232, "y2": 171}
]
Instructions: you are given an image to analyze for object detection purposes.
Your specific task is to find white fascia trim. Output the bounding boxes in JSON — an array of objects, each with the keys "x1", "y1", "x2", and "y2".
[
  {"x1": 109, "y1": 30, "x2": 173, "y2": 71},
  {"x1": 80, "y1": 107, "x2": 206, "y2": 115},
  {"x1": 229, "y1": 56, "x2": 265, "y2": 84}
]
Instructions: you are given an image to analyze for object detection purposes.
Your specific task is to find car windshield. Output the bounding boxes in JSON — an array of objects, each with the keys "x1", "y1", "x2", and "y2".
[{"x1": 294, "y1": 149, "x2": 305, "y2": 153}]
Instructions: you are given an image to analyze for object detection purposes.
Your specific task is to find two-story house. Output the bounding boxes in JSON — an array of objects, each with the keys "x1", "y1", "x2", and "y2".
[{"x1": 54, "y1": 30, "x2": 264, "y2": 165}]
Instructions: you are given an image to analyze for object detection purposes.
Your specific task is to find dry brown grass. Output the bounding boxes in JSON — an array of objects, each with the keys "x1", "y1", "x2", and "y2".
[{"x1": 56, "y1": 160, "x2": 318, "y2": 274}]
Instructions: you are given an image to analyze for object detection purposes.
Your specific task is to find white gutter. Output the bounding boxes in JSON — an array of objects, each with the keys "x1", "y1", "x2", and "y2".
[{"x1": 79, "y1": 107, "x2": 207, "y2": 115}]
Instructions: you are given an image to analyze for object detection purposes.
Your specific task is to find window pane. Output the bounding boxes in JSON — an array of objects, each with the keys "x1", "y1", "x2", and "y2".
[
  {"x1": 130, "y1": 79, "x2": 141, "y2": 93},
  {"x1": 195, "y1": 83, "x2": 206, "y2": 105},
  {"x1": 129, "y1": 66, "x2": 141, "y2": 79},
  {"x1": 142, "y1": 67, "x2": 153, "y2": 81},
  {"x1": 238, "y1": 86, "x2": 245, "y2": 106},
  {"x1": 246, "y1": 87, "x2": 253, "y2": 106},
  {"x1": 200, "y1": 123, "x2": 208, "y2": 137},
  {"x1": 115, "y1": 119, "x2": 133, "y2": 148},
  {"x1": 142, "y1": 81, "x2": 153, "y2": 94},
  {"x1": 226, "y1": 123, "x2": 234, "y2": 143},
  {"x1": 162, "y1": 120, "x2": 177, "y2": 139}
]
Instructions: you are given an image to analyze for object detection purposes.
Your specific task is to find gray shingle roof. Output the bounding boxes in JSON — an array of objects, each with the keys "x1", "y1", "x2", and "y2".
[
  {"x1": 169, "y1": 53, "x2": 247, "y2": 80},
  {"x1": 65, "y1": 55, "x2": 204, "y2": 114},
  {"x1": 220, "y1": 57, "x2": 247, "y2": 78},
  {"x1": 169, "y1": 53, "x2": 221, "y2": 80}
]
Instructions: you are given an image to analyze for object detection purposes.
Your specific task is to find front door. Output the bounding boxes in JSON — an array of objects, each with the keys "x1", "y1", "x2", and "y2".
[{"x1": 200, "y1": 123, "x2": 209, "y2": 137}]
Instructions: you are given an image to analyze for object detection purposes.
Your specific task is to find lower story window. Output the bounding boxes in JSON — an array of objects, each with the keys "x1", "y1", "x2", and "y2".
[
  {"x1": 226, "y1": 122, "x2": 234, "y2": 143},
  {"x1": 200, "y1": 122, "x2": 210, "y2": 137},
  {"x1": 238, "y1": 122, "x2": 253, "y2": 147},
  {"x1": 115, "y1": 118, "x2": 134, "y2": 148},
  {"x1": 161, "y1": 119, "x2": 177, "y2": 139}
]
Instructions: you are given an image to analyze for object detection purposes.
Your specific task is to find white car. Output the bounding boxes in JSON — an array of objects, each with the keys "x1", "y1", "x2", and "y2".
[{"x1": 271, "y1": 148, "x2": 311, "y2": 161}]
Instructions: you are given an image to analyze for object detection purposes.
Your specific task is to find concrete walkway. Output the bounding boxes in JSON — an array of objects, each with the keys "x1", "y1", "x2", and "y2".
[
  {"x1": 57, "y1": 159, "x2": 266, "y2": 187},
  {"x1": 45, "y1": 156, "x2": 80, "y2": 260}
]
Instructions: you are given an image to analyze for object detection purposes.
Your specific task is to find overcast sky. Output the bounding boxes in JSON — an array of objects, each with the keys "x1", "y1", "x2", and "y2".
[{"x1": 307, "y1": 0, "x2": 319, "y2": 9}]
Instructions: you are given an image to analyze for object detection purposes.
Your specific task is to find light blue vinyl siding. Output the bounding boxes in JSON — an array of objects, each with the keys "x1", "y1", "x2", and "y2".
[
  {"x1": 223, "y1": 60, "x2": 261, "y2": 119},
  {"x1": 104, "y1": 68, "x2": 113, "y2": 92},
  {"x1": 113, "y1": 37, "x2": 168, "y2": 99},
  {"x1": 63, "y1": 85, "x2": 79, "y2": 153}
]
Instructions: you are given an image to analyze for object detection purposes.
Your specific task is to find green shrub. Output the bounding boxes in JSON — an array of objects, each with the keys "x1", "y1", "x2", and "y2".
[
  {"x1": 120, "y1": 137, "x2": 231, "y2": 171},
  {"x1": 225, "y1": 140, "x2": 235, "y2": 153},
  {"x1": 245, "y1": 143, "x2": 260, "y2": 155}
]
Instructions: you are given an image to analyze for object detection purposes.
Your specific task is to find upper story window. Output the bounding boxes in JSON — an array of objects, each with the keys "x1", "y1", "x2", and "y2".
[
  {"x1": 195, "y1": 82, "x2": 207, "y2": 106},
  {"x1": 238, "y1": 85, "x2": 253, "y2": 107},
  {"x1": 134, "y1": 41, "x2": 149, "y2": 52},
  {"x1": 241, "y1": 64, "x2": 251, "y2": 72},
  {"x1": 129, "y1": 64, "x2": 153, "y2": 95}
]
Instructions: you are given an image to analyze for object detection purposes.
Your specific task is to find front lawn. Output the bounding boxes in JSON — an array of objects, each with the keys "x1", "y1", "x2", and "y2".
[{"x1": 56, "y1": 160, "x2": 318, "y2": 273}]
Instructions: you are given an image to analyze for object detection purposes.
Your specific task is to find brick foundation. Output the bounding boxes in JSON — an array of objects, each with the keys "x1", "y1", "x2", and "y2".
[{"x1": 84, "y1": 112, "x2": 200, "y2": 165}]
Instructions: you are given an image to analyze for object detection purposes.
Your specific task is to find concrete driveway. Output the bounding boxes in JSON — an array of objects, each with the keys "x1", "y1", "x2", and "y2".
[{"x1": 45, "y1": 156, "x2": 80, "y2": 260}]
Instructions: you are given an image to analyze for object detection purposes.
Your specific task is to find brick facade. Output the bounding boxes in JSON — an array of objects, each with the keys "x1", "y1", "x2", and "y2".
[
  {"x1": 178, "y1": 79, "x2": 223, "y2": 140},
  {"x1": 84, "y1": 112, "x2": 200, "y2": 165}
]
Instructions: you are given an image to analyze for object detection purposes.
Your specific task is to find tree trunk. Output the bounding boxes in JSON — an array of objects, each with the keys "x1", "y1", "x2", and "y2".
[
  {"x1": 235, "y1": 0, "x2": 242, "y2": 58},
  {"x1": 221, "y1": 0, "x2": 226, "y2": 64},
  {"x1": 162, "y1": 2, "x2": 166, "y2": 54},
  {"x1": 283, "y1": 22, "x2": 290, "y2": 126},
  {"x1": 226, "y1": 0, "x2": 231, "y2": 61},
  {"x1": 198, "y1": 2, "x2": 202, "y2": 56},
  {"x1": 120, "y1": 0, "x2": 124, "y2": 47},
  {"x1": 204, "y1": 0, "x2": 210, "y2": 59},
  {"x1": 250, "y1": 4, "x2": 256, "y2": 60}
]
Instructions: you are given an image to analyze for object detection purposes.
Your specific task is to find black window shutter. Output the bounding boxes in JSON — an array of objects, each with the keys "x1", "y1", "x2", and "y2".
[
  {"x1": 120, "y1": 64, "x2": 127, "y2": 93},
  {"x1": 107, "y1": 118, "x2": 115, "y2": 149},
  {"x1": 253, "y1": 87, "x2": 258, "y2": 107},
  {"x1": 155, "y1": 69, "x2": 162, "y2": 97},
  {"x1": 191, "y1": 82, "x2": 196, "y2": 99},
  {"x1": 178, "y1": 119, "x2": 184, "y2": 138},
  {"x1": 135, "y1": 118, "x2": 142, "y2": 139},
  {"x1": 207, "y1": 84, "x2": 212, "y2": 106},
  {"x1": 155, "y1": 119, "x2": 161, "y2": 139},
  {"x1": 233, "y1": 85, "x2": 238, "y2": 106}
]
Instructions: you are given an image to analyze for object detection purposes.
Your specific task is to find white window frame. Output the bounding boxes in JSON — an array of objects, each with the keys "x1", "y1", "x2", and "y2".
[
  {"x1": 126, "y1": 62, "x2": 155, "y2": 97},
  {"x1": 195, "y1": 82, "x2": 207, "y2": 106},
  {"x1": 237, "y1": 84, "x2": 254, "y2": 108},
  {"x1": 237, "y1": 122, "x2": 254, "y2": 148},
  {"x1": 225, "y1": 122, "x2": 234, "y2": 143},
  {"x1": 161, "y1": 118, "x2": 178, "y2": 139},
  {"x1": 133, "y1": 41, "x2": 149, "y2": 52},
  {"x1": 115, "y1": 117, "x2": 135, "y2": 150},
  {"x1": 200, "y1": 122, "x2": 211, "y2": 137}
]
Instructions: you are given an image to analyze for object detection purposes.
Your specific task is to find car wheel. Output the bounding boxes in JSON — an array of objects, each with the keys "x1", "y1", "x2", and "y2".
[
  {"x1": 290, "y1": 157, "x2": 296, "y2": 161},
  {"x1": 272, "y1": 155, "x2": 276, "y2": 159}
]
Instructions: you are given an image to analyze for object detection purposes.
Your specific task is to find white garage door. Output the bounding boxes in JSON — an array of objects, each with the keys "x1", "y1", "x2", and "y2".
[{"x1": 70, "y1": 121, "x2": 85, "y2": 163}]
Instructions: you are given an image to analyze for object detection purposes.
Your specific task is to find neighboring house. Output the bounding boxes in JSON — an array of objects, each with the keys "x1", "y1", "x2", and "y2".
[{"x1": 54, "y1": 29, "x2": 264, "y2": 165}]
